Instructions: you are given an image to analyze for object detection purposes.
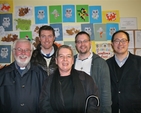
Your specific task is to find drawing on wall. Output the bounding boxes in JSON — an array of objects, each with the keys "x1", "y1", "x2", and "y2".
[
  {"x1": 1, "y1": 31, "x2": 19, "y2": 44},
  {"x1": 63, "y1": 24, "x2": 81, "y2": 38},
  {"x1": 94, "y1": 24, "x2": 106, "y2": 41},
  {"x1": 0, "y1": 14, "x2": 12, "y2": 31},
  {"x1": 14, "y1": 18, "x2": 31, "y2": 30},
  {"x1": 0, "y1": 45, "x2": 11, "y2": 63},
  {"x1": 35, "y1": 6, "x2": 48, "y2": 24},
  {"x1": 0, "y1": 26, "x2": 5, "y2": 37},
  {"x1": 102, "y1": 10, "x2": 120, "y2": 23},
  {"x1": 49, "y1": 5, "x2": 62, "y2": 23},
  {"x1": 106, "y1": 23, "x2": 119, "y2": 40},
  {"x1": 76, "y1": 5, "x2": 89, "y2": 22},
  {"x1": 0, "y1": 1, "x2": 13, "y2": 13},
  {"x1": 81, "y1": 23, "x2": 94, "y2": 40},
  {"x1": 50, "y1": 24, "x2": 63, "y2": 41},
  {"x1": 89, "y1": 6, "x2": 102, "y2": 23},
  {"x1": 20, "y1": 31, "x2": 32, "y2": 41},
  {"x1": 95, "y1": 42, "x2": 114, "y2": 60},
  {"x1": 15, "y1": 6, "x2": 32, "y2": 18},
  {"x1": 63, "y1": 5, "x2": 75, "y2": 22}
]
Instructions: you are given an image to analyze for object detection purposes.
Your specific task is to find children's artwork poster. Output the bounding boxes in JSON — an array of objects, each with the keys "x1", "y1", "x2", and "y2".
[
  {"x1": 35, "y1": 6, "x2": 48, "y2": 24},
  {"x1": 102, "y1": 10, "x2": 120, "y2": 23},
  {"x1": 15, "y1": 6, "x2": 33, "y2": 19},
  {"x1": 19, "y1": 31, "x2": 32, "y2": 41},
  {"x1": 94, "y1": 24, "x2": 106, "y2": 41},
  {"x1": 50, "y1": 24, "x2": 63, "y2": 41},
  {"x1": 0, "y1": 31, "x2": 19, "y2": 44},
  {"x1": 63, "y1": 23, "x2": 81, "y2": 39},
  {"x1": 91, "y1": 41, "x2": 96, "y2": 53},
  {"x1": 81, "y1": 23, "x2": 94, "y2": 40},
  {"x1": 95, "y1": 41, "x2": 114, "y2": 60},
  {"x1": 64, "y1": 41, "x2": 77, "y2": 55},
  {"x1": 89, "y1": 6, "x2": 102, "y2": 23},
  {"x1": 63, "y1": 5, "x2": 75, "y2": 22},
  {"x1": 76, "y1": 5, "x2": 89, "y2": 22},
  {"x1": 0, "y1": 45, "x2": 11, "y2": 63},
  {"x1": 0, "y1": 26, "x2": 5, "y2": 37},
  {"x1": 14, "y1": 18, "x2": 32, "y2": 30},
  {"x1": 0, "y1": 14, "x2": 13, "y2": 31},
  {"x1": 0, "y1": 1, "x2": 13, "y2": 13},
  {"x1": 49, "y1": 5, "x2": 62, "y2": 23},
  {"x1": 106, "y1": 23, "x2": 119, "y2": 40}
]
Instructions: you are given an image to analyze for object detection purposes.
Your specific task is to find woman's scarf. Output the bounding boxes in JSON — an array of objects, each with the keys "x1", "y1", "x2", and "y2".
[{"x1": 50, "y1": 68, "x2": 86, "y2": 113}]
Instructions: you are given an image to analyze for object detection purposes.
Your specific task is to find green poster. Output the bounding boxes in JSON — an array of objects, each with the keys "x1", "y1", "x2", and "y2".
[
  {"x1": 76, "y1": 5, "x2": 89, "y2": 22},
  {"x1": 20, "y1": 31, "x2": 32, "y2": 41},
  {"x1": 49, "y1": 5, "x2": 62, "y2": 23}
]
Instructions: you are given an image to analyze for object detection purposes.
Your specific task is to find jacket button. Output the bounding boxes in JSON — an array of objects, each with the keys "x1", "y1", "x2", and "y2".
[
  {"x1": 22, "y1": 85, "x2": 25, "y2": 88},
  {"x1": 118, "y1": 91, "x2": 121, "y2": 93},
  {"x1": 21, "y1": 103, "x2": 24, "y2": 106}
]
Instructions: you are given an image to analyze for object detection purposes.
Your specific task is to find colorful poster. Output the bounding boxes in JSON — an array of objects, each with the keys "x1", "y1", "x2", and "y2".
[
  {"x1": 102, "y1": 10, "x2": 120, "y2": 23},
  {"x1": 19, "y1": 31, "x2": 32, "y2": 41},
  {"x1": 76, "y1": 5, "x2": 89, "y2": 22},
  {"x1": 89, "y1": 6, "x2": 102, "y2": 23},
  {"x1": 63, "y1": 5, "x2": 75, "y2": 22},
  {"x1": 49, "y1": 5, "x2": 62, "y2": 23},
  {"x1": 14, "y1": 18, "x2": 31, "y2": 30},
  {"x1": 106, "y1": 23, "x2": 119, "y2": 40},
  {"x1": 50, "y1": 24, "x2": 63, "y2": 41},
  {"x1": 95, "y1": 41, "x2": 114, "y2": 60},
  {"x1": 35, "y1": 6, "x2": 48, "y2": 24},
  {"x1": 0, "y1": 45, "x2": 11, "y2": 63},
  {"x1": 81, "y1": 23, "x2": 94, "y2": 40},
  {"x1": 94, "y1": 24, "x2": 106, "y2": 41},
  {"x1": 64, "y1": 41, "x2": 77, "y2": 55},
  {"x1": 0, "y1": 1, "x2": 13, "y2": 13},
  {"x1": 0, "y1": 14, "x2": 12, "y2": 31}
]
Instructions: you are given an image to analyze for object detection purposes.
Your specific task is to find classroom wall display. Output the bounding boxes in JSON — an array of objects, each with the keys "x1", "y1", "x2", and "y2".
[{"x1": 0, "y1": 0, "x2": 140, "y2": 68}]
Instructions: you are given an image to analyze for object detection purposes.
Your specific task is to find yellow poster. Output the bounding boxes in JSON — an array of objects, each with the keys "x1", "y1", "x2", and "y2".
[
  {"x1": 0, "y1": 0, "x2": 13, "y2": 13},
  {"x1": 102, "y1": 10, "x2": 120, "y2": 23}
]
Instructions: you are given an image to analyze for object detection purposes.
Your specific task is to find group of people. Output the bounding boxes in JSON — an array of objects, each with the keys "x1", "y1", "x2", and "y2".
[{"x1": 0, "y1": 25, "x2": 141, "y2": 113}]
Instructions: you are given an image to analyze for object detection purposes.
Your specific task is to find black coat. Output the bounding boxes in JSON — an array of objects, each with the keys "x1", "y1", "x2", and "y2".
[
  {"x1": 39, "y1": 69, "x2": 100, "y2": 113},
  {"x1": 106, "y1": 53, "x2": 141, "y2": 113},
  {"x1": 0, "y1": 62, "x2": 47, "y2": 113},
  {"x1": 31, "y1": 43, "x2": 58, "y2": 76}
]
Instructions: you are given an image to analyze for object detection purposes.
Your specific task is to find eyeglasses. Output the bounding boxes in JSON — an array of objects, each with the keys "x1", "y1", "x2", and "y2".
[
  {"x1": 113, "y1": 39, "x2": 128, "y2": 44},
  {"x1": 76, "y1": 40, "x2": 90, "y2": 44},
  {"x1": 14, "y1": 48, "x2": 31, "y2": 53}
]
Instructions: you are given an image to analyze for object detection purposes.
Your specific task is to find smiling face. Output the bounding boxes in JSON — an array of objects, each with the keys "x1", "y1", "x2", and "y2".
[
  {"x1": 56, "y1": 47, "x2": 74, "y2": 76},
  {"x1": 13, "y1": 40, "x2": 32, "y2": 67},
  {"x1": 39, "y1": 30, "x2": 55, "y2": 51},
  {"x1": 112, "y1": 32, "x2": 129, "y2": 55},
  {"x1": 75, "y1": 34, "x2": 91, "y2": 55}
]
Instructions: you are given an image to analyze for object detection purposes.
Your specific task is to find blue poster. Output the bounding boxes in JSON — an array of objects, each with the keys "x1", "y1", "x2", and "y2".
[
  {"x1": 89, "y1": 6, "x2": 102, "y2": 23},
  {"x1": 0, "y1": 45, "x2": 11, "y2": 63},
  {"x1": 35, "y1": 6, "x2": 48, "y2": 24},
  {"x1": 0, "y1": 14, "x2": 13, "y2": 31},
  {"x1": 63, "y1": 5, "x2": 75, "y2": 22}
]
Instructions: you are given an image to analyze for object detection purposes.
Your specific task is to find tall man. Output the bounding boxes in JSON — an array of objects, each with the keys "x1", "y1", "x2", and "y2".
[
  {"x1": 31, "y1": 25, "x2": 58, "y2": 76},
  {"x1": 106, "y1": 30, "x2": 141, "y2": 113},
  {"x1": 74, "y1": 31, "x2": 112, "y2": 113},
  {"x1": 0, "y1": 39, "x2": 47, "y2": 113}
]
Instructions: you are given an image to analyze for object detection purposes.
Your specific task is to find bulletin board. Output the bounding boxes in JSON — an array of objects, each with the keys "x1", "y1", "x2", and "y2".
[{"x1": 0, "y1": 0, "x2": 140, "y2": 68}]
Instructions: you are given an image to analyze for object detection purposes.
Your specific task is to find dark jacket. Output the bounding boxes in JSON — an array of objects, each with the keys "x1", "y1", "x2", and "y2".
[
  {"x1": 39, "y1": 68, "x2": 99, "y2": 113},
  {"x1": 74, "y1": 53, "x2": 112, "y2": 113},
  {"x1": 106, "y1": 53, "x2": 141, "y2": 113},
  {"x1": 31, "y1": 43, "x2": 58, "y2": 76},
  {"x1": 0, "y1": 62, "x2": 47, "y2": 113}
]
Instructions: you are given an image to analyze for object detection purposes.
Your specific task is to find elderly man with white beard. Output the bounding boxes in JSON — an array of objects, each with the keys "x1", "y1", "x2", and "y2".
[{"x1": 0, "y1": 39, "x2": 47, "y2": 113}]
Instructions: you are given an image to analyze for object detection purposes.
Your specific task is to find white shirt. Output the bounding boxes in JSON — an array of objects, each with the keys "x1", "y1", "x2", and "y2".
[{"x1": 74, "y1": 52, "x2": 93, "y2": 75}]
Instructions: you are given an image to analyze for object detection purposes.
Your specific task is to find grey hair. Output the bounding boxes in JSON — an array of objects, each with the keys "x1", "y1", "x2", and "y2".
[{"x1": 12, "y1": 39, "x2": 34, "y2": 51}]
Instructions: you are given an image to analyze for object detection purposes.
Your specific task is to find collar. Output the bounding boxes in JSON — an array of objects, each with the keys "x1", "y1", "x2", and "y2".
[
  {"x1": 41, "y1": 46, "x2": 54, "y2": 58},
  {"x1": 77, "y1": 51, "x2": 93, "y2": 61}
]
